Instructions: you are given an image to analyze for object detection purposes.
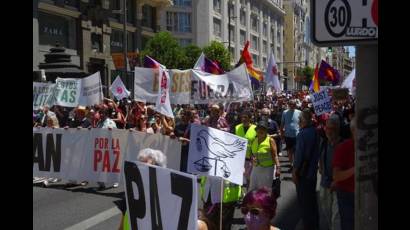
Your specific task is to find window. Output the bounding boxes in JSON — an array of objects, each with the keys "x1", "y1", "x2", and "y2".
[
  {"x1": 229, "y1": 26, "x2": 235, "y2": 42},
  {"x1": 173, "y1": 0, "x2": 191, "y2": 6},
  {"x1": 91, "y1": 33, "x2": 103, "y2": 53},
  {"x1": 213, "y1": 0, "x2": 221, "y2": 13},
  {"x1": 110, "y1": 30, "x2": 134, "y2": 52},
  {"x1": 142, "y1": 5, "x2": 156, "y2": 30},
  {"x1": 251, "y1": 35, "x2": 258, "y2": 50},
  {"x1": 251, "y1": 16, "x2": 258, "y2": 32},
  {"x1": 252, "y1": 54, "x2": 259, "y2": 67},
  {"x1": 271, "y1": 27, "x2": 275, "y2": 45},
  {"x1": 240, "y1": 30, "x2": 246, "y2": 44},
  {"x1": 166, "y1": 12, "x2": 191, "y2": 32},
  {"x1": 179, "y1": 39, "x2": 192, "y2": 47},
  {"x1": 263, "y1": 23, "x2": 267, "y2": 37},
  {"x1": 240, "y1": 10, "x2": 246, "y2": 26},
  {"x1": 263, "y1": 57, "x2": 267, "y2": 67},
  {"x1": 38, "y1": 12, "x2": 77, "y2": 49},
  {"x1": 263, "y1": 41, "x2": 267, "y2": 54},
  {"x1": 213, "y1": 18, "x2": 221, "y2": 38}
]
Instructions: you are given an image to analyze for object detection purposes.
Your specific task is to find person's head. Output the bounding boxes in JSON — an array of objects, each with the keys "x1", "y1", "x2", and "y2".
[
  {"x1": 137, "y1": 148, "x2": 167, "y2": 167},
  {"x1": 47, "y1": 115, "x2": 59, "y2": 128},
  {"x1": 43, "y1": 105, "x2": 50, "y2": 114},
  {"x1": 241, "y1": 187, "x2": 278, "y2": 230},
  {"x1": 210, "y1": 104, "x2": 220, "y2": 118},
  {"x1": 75, "y1": 106, "x2": 87, "y2": 120},
  {"x1": 288, "y1": 99, "x2": 296, "y2": 110},
  {"x1": 197, "y1": 209, "x2": 216, "y2": 230},
  {"x1": 260, "y1": 108, "x2": 270, "y2": 119},
  {"x1": 88, "y1": 109, "x2": 95, "y2": 119},
  {"x1": 148, "y1": 117, "x2": 157, "y2": 129},
  {"x1": 241, "y1": 111, "x2": 252, "y2": 126},
  {"x1": 99, "y1": 108, "x2": 110, "y2": 121},
  {"x1": 181, "y1": 109, "x2": 193, "y2": 123},
  {"x1": 325, "y1": 114, "x2": 341, "y2": 142},
  {"x1": 256, "y1": 120, "x2": 269, "y2": 138},
  {"x1": 299, "y1": 108, "x2": 313, "y2": 128}
]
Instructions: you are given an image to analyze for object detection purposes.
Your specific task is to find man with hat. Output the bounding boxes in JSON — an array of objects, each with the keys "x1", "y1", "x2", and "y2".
[{"x1": 249, "y1": 120, "x2": 281, "y2": 191}]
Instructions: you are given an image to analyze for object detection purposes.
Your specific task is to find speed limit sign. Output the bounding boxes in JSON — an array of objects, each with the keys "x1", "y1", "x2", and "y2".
[{"x1": 312, "y1": 0, "x2": 378, "y2": 46}]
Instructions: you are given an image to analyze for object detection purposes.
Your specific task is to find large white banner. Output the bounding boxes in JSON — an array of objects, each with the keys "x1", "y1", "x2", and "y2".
[
  {"x1": 124, "y1": 161, "x2": 197, "y2": 230},
  {"x1": 311, "y1": 89, "x2": 332, "y2": 116},
  {"x1": 187, "y1": 124, "x2": 247, "y2": 185},
  {"x1": 33, "y1": 82, "x2": 55, "y2": 110},
  {"x1": 155, "y1": 67, "x2": 174, "y2": 118},
  {"x1": 33, "y1": 128, "x2": 182, "y2": 183},
  {"x1": 133, "y1": 64, "x2": 253, "y2": 104},
  {"x1": 37, "y1": 72, "x2": 103, "y2": 108}
]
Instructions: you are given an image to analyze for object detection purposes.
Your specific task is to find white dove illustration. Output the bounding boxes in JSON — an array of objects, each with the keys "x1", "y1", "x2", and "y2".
[{"x1": 196, "y1": 130, "x2": 246, "y2": 158}]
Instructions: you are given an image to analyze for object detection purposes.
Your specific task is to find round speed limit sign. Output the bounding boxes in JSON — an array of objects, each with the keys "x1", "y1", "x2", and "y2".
[{"x1": 324, "y1": 0, "x2": 352, "y2": 38}]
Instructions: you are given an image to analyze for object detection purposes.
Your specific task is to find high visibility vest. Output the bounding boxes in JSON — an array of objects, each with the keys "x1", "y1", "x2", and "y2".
[
  {"x1": 235, "y1": 123, "x2": 257, "y2": 158},
  {"x1": 251, "y1": 136, "x2": 275, "y2": 167},
  {"x1": 199, "y1": 176, "x2": 242, "y2": 203},
  {"x1": 123, "y1": 211, "x2": 130, "y2": 230}
]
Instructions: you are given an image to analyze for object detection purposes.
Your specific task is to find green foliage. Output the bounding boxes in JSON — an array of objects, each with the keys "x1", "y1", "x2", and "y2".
[
  {"x1": 181, "y1": 44, "x2": 202, "y2": 69},
  {"x1": 202, "y1": 41, "x2": 231, "y2": 71}
]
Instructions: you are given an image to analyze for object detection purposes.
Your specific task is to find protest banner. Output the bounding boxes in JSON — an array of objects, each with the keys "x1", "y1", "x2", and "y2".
[
  {"x1": 155, "y1": 67, "x2": 174, "y2": 118},
  {"x1": 134, "y1": 64, "x2": 253, "y2": 105},
  {"x1": 123, "y1": 161, "x2": 197, "y2": 230},
  {"x1": 110, "y1": 75, "x2": 130, "y2": 100},
  {"x1": 33, "y1": 82, "x2": 55, "y2": 110},
  {"x1": 311, "y1": 89, "x2": 332, "y2": 116},
  {"x1": 187, "y1": 124, "x2": 247, "y2": 185},
  {"x1": 53, "y1": 78, "x2": 82, "y2": 107},
  {"x1": 79, "y1": 72, "x2": 103, "y2": 106},
  {"x1": 33, "y1": 128, "x2": 181, "y2": 183}
]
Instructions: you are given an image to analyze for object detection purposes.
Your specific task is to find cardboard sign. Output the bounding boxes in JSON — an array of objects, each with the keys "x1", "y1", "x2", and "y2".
[{"x1": 311, "y1": 89, "x2": 332, "y2": 116}]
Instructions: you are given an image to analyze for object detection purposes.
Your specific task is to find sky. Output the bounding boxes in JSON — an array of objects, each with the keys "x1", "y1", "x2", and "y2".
[{"x1": 347, "y1": 46, "x2": 356, "y2": 58}]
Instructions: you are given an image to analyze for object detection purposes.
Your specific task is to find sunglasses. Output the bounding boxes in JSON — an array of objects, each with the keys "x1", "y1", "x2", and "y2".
[{"x1": 241, "y1": 207, "x2": 264, "y2": 216}]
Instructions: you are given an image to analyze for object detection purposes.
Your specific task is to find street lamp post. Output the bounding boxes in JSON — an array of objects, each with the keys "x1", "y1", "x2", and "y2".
[
  {"x1": 122, "y1": 0, "x2": 127, "y2": 72},
  {"x1": 228, "y1": 2, "x2": 237, "y2": 59}
]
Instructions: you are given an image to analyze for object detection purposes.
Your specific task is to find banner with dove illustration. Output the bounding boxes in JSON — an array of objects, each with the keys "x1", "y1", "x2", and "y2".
[{"x1": 187, "y1": 124, "x2": 247, "y2": 185}]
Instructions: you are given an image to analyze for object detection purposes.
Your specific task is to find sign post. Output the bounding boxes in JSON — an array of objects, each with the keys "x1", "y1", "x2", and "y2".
[{"x1": 312, "y1": 1, "x2": 378, "y2": 229}]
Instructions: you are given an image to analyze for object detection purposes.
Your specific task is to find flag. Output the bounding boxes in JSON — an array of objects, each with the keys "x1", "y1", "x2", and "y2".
[
  {"x1": 193, "y1": 52, "x2": 224, "y2": 74},
  {"x1": 109, "y1": 76, "x2": 130, "y2": 100},
  {"x1": 341, "y1": 69, "x2": 356, "y2": 96},
  {"x1": 155, "y1": 67, "x2": 174, "y2": 118},
  {"x1": 265, "y1": 52, "x2": 281, "y2": 92},
  {"x1": 236, "y1": 41, "x2": 263, "y2": 88},
  {"x1": 144, "y1": 55, "x2": 166, "y2": 69},
  {"x1": 318, "y1": 60, "x2": 340, "y2": 85},
  {"x1": 309, "y1": 63, "x2": 320, "y2": 93}
]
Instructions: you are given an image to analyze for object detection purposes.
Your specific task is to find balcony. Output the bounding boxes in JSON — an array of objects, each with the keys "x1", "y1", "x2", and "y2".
[{"x1": 267, "y1": 0, "x2": 285, "y2": 15}]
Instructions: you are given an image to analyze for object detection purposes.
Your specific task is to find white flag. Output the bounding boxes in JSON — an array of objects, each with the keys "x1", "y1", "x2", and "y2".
[
  {"x1": 110, "y1": 76, "x2": 130, "y2": 100},
  {"x1": 155, "y1": 67, "x2": 174, "y2": 118},
  {"x1": 341, "y1": 69, "x2": 356, "y2": 96},
  {"x1": 265, "y1": 52, "x2": 281, "y2": 92},
  {"x1": 193, "y1": 52, "x2": 205, "y2": 70}
]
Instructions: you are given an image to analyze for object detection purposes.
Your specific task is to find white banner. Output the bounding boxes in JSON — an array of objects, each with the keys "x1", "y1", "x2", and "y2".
[
  {"x1": 33, "y1": 82, "x2": 55, "y2": 110},
  {"x1": 311, "y1": 89, "x2": 332, "y2": 116},
  {"x1": 33, "y1": 128, "x2": 182, "y2": 183},
  {"x1": 133, "y1": 64, "x2": 253, "y2": 105},
  {"x1": 155, "y1": 67, "x2": 174, "y2": 118},
  {"x1": 79, "y1": 72, "x2": 103, "y2": 106},
  {"x1": 53, "y1": 78, "x2": 82, "y2": 107},
  {"x1": 110, "y1": 76, "x2": 131, "y2": 100},
  {"x1": 124, "y1": 161, "x2": 197, "y2": 230},
  {"x1": 187, "y1": 124, "x2": 247, "y2": 185}
]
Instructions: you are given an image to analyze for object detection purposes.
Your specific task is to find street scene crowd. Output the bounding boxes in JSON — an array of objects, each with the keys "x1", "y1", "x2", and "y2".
[{"x1": 33, "y1": 88, "x2": 355, "y2": 230}]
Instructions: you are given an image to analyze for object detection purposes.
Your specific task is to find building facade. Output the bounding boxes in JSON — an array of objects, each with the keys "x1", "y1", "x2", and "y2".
[
  {"x1": 33, "y1": 0, "x2": 172, "y2": 94},
  {"x1": 161, "y1": 0, "x2": 285, "y2": 77}
]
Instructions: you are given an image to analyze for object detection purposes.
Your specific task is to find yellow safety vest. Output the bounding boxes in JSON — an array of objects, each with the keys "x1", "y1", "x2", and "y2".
[
  {"x1": 123, "y1": 211, "x2": 130, "y2": 230},
  {"x1": 235, "y1": 123, "x2": 257, "y2": 158},
  {"x1": 251, "y1": 136, "x2": 275, "y2": 167},
  {"x1": 199, "y1": 176, "x2": 242, "y2": 203}
]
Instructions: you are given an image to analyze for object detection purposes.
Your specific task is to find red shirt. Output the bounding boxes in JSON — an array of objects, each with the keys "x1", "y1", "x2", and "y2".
[{"x1": 332, "y1": 138, "x2": 355, "y2": 193}]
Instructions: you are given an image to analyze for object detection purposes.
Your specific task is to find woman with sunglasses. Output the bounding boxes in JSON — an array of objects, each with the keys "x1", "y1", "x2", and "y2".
[{"x1": 241, "y1": 187, "x2": 280, "y2": 230}]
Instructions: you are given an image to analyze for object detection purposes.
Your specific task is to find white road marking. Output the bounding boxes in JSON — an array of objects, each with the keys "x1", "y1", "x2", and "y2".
[{"x1": 64, "y1": 207, "x2": 122, "y2": 230}]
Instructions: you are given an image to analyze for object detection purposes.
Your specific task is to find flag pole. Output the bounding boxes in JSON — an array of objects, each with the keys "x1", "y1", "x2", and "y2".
[{"x1": 220, "y1": 179, "x2": 224, "y2": 230}]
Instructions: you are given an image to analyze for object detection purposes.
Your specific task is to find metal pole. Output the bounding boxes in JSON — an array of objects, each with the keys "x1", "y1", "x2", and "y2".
[
  {"x1": 228, "y1": 2, "x2": 231, "y2": 55},
  {"x1": 355, "y1": 44, "x2": 378, "y2": 230},
  {"x1": 123, "y1": 0, "x2": 127, "y2": 73}
]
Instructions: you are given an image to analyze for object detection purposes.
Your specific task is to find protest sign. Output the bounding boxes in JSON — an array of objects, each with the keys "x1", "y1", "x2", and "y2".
[
  {"x1": 187, "y1": 124, "x2": 247, "y2": 185},
  {"x1": 53, "y1": 78, "x2": 81, "y2": 107},
  {"x1": 123, "y1": 161, "x2": 197, "y2": 230},
  {"x1": 110, "y1": 75, "x2": 130, "y2": 100},
  {"x1": 155, "y1": 67, "x2": 174, "y2": 118},
  {"x1": 33, "y1": 82, "x2": 55, "y2": 110},
  {"x1": 33, "y1": 128, "x2": 181, "y2": 183},
  {"x1": 311, "y1": 89, "x2": 332, "y2": 116},
  {"x1": 79, "y1": 72, "x2": 103, "y2": 106}
]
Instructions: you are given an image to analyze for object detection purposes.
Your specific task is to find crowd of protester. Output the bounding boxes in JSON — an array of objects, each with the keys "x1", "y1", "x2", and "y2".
[{"x1": 33, "y1": 89, "x2": 356, "y2": 230}]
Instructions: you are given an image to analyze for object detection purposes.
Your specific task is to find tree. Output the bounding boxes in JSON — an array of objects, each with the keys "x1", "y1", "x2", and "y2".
[
  {"x1": 202, "y1": 41, "x2": 231, "y2": 71},
  {"x1": 181, "y1": 44, "x2": 202, "y2": 69},
  {"x1": 140, "y1": 31, "x2": 186, "y2": 69},
  {"x1": 301, "y1": 66, "x2": 315, "y2": 86}
]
